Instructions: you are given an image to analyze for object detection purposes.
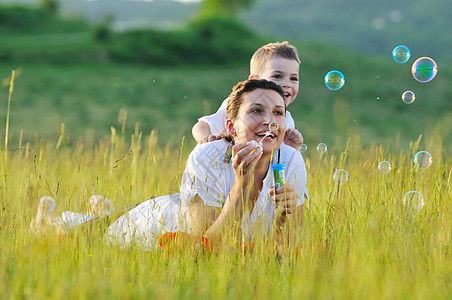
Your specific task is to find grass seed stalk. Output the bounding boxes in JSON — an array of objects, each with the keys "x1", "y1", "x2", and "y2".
[{"x1": 4, "y1": 70, "x2": 15, "y2": 162}]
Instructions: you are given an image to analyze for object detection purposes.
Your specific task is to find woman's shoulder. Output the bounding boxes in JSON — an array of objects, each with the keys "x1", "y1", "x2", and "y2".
[
  {"x1": 279, "y1": 143, "x2": 305, "y2": 166},
  {"x1": 280, "y1": 143, "x2": 302, "y2": 158}
]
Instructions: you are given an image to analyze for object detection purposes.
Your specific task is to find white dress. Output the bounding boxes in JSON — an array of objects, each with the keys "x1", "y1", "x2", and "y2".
[
  {"x1": 105, "y1": 193, "x2": 190, "y2": 250},
  {"x1": 56, "y1": 140, "x2": 308, "y2": 251},
  {"x1": 198, "y1": 98, "x2": 296, "y2": 136}
]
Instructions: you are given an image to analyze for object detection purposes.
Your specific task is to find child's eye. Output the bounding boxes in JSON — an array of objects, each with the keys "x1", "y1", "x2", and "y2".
[
  {"x1": 273, "y1": 110, "x2": 284, "y2": 116},
  {"x1": 272, "y1": 74, "x2": 282, "y2": 79},
  {"x1": 291, "y1": 77, "x2": 298, "y2": 81}
]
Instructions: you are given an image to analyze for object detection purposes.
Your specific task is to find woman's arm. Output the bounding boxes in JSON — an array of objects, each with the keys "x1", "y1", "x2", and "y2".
[
  {"x1": 188, "y1": 194, "x2": 220, "y2": 236},
  {"x1": 273, "y1": 204, "x2": 303, "y2": 247},
  {"x1": 270, "y1": 183, "x2": 304, "y2": 247},
  {"x1": 188, "y1": 186, "x2": 254, "y2": 244},
  {"x1": 188, "y1": 142, "x2": 263, "y2": 244}
]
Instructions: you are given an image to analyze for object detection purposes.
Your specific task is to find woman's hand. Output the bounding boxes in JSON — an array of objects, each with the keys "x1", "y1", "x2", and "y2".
[
  {"x1": 269, "y1": 184, "x2": 298, "y2": 218},
  {"x1": 269, "y1": 184, "x2": 302, "y2": 247},
  {"x1": 199, "y1": 141, "x2": 263, "y2": 244},
  {"x1": 231, "y1": 141, "x2": 263, "y2": 187}
]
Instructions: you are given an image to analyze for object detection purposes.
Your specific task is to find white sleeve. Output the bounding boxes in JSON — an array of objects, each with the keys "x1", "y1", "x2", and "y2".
[
  {"x1": 54, "y1": 211, "x2": 95, "y2": 230},
  {"x1": 285, "y1": 110, "x2": 295, "y2": 129},
  {"x1": 179, "y1": 143, "x2": 229, "y2": 208},
  {"x1": 197, "y1": 98, "x2": 229, "y2": 136}
]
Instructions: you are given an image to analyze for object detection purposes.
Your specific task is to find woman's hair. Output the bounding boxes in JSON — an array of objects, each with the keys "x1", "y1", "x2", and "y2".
[
  {"x1": 226, "y1": 79, "x2": 285, "y2": 121},
  {"x1": 224, "y1": 79, "x2": 285, "y2": 143}
]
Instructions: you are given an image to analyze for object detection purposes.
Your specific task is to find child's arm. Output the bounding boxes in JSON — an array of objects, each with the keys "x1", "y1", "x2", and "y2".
[
  {"x1": 192, "y1": 121, "x2": 211, "y2": 143},
  {"x1": 284, "y1": 128, "x2": 304, "y2": 149},
  {"x1": 283, "y1": 111, "x2": 303, "y2": 149},
  {"x1": 192, "y1": 121, "x2": 221, "y2": 144},
  {"x1": 192, "y1": 98, "x2": 229, "y2": 144}
]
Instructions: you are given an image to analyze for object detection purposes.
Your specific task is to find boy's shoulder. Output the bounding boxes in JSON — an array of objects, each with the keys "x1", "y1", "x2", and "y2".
[
  {"x1": 219, "y1": 97, "x2": 229, "y2": 109},
  {"x1": 285, "y1": 110, "x2": 295, "y2": 129}
]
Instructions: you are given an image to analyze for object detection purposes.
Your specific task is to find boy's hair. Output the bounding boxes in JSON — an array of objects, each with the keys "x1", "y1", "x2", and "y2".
[
  {"x1": 226, "y1": 79, "x2": 285, "y2": 121},
  {"x1": 250, "y1": 41, "x2": 300, "y2": 75}
]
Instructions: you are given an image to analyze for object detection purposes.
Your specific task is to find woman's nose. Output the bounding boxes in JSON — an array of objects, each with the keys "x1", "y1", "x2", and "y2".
[{"x1": 262, "y1": 111, "x2": 276, "y2": 125}]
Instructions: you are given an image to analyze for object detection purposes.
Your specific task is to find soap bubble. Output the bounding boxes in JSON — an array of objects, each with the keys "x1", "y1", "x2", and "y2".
[
  {"x1": 392, "y1": 45, "x2": 411, "y2": 63},
  {"x1": 299, "y1": 144, "x2": 308, "y2": 152},
  {"x1": 414, "y1": 151, "x2": 432, "y2": 169},
  {"x1": 402, "y1": 191, "x2": 425, "y2": 213},
  {"x1": 333, "y1": 169, "x2": 349, "y2": 185},
  {"x1": 269, "y1": 121, "x2": 279, "y2": 132},
  {"x1": 388, "y1": 10, "x2": 403, "y2": 22},
  {"x1": 378, "y1": 161, "x2": 392, "y2": 174},
  {"x1": 317, "y1": 143, "x2": 328, "y2": 154},
  {"x1": 402, "y1": 91, "x2": 415, "y2": 104},
  {"x1": 412, "y1": 57, "x2": 438, "y2": 83},
  {"x1": 324, "y1": 70, "x2": 345, "y2": 90}
]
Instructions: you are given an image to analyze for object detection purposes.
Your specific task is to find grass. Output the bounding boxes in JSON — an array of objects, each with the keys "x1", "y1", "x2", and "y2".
[
  {"x1": 0, "y1": 42, "x2": 451, "y2": 299},
  {"x1": 1, "y1": 6, "x2": 450, "y2": 297},
  {"x1": 0, "y1": 118, "x2": 451, "y2": 298}
]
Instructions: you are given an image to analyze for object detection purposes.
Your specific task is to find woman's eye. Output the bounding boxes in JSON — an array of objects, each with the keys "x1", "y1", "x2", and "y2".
[
  {"x1": 251, "y1": 108, "x2": 262, "y2": 113},
  {"x1": 274, "y1": 110, "x2": 284, "y2": 116}
]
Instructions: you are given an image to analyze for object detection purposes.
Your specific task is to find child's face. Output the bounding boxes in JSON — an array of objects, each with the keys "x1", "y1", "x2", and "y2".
[{"x1": 256, "y1": 57, "x2": 299, "y2": 106}]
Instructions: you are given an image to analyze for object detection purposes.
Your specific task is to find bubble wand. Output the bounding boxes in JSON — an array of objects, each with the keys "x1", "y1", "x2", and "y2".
[
  {"x1": 250, "y1": 121, "x2": 280, "y2": 154},
  {"x1": 258, "y1": 121, "x2": 279, "y2": 146},
  {"x1": 267, "y1": 121, "x2": 284, "y2": 189},
  {"x1": 223, "y1": 122, "x2": 278, "y2": 163}
]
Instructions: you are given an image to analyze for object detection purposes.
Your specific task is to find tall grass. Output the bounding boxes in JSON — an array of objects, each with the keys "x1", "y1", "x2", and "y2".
[
  {"x1": 0, "y1": 124, "x2": 450, "y2": 298},
  {"x1": 3, "y1": 70, "x2": 14, "y2": 162},
  {"x1": 1, "y1": 66, "x2": 451, "y2": 299}
]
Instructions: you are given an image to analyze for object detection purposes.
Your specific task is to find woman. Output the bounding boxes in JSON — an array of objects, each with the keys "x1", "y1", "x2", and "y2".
[{"x1": 34, "y1": 79, "x2": 308, "y2": 250}]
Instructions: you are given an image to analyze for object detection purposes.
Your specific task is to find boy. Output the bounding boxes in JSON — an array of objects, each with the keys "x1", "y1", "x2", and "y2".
[{"x1": 192, "y1": 41, "x2": 303, "y2": 149}]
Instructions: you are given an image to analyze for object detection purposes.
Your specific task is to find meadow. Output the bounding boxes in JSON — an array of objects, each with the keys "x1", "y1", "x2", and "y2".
[
  {"x1": 1, "y1": 6, "x2": 451, "y2": 298},
  {"x1": 0, "y1": 90, "x2": 451, "y2": 298},
  {"x1": 1, "y1": 44, "x2": 452, "y2": 299}
]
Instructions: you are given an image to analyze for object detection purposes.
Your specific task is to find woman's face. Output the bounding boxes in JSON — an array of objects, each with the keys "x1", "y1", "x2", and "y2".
[{"x1": 227, "y1": 88, "x2": 286, "y2": 154}]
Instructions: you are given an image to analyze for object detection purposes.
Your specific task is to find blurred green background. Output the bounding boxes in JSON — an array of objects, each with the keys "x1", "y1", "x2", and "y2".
[{"x1": 0, "y1": 0, "x2": 451, "y2": 151}]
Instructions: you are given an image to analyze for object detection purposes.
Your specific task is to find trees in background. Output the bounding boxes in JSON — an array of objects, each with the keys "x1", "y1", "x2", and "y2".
[
  {"x1": 200, "y1": 0, "x2": 255, "y2": 16},
  {"x1": 39, "y1": 0, "x2": 58, "y2": 14}
]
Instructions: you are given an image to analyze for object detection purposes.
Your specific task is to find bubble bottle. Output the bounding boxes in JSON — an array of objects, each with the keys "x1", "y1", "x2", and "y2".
[{"x1": 272, "y1": 163, "x2": 286, "y2": 189}]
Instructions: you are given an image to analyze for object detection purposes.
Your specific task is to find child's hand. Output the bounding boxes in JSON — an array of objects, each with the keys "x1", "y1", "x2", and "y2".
[
  {"x1": 284, "y1": 128, "x2": 303, "y2": 149},
  {"x1": 201, "y1": 134, "x2": 221, "y2": 144}
]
